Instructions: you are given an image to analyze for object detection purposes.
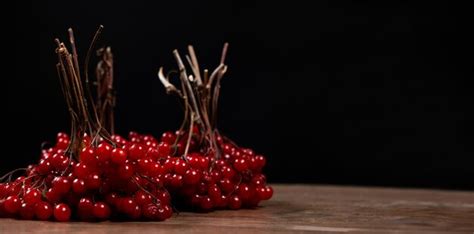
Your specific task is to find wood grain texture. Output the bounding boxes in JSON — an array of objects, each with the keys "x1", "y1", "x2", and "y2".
[{"x1": 1, "y1": 184, "x2": 473, "y2": 233}]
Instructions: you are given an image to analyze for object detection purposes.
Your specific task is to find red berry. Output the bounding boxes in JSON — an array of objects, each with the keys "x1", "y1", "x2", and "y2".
[
  {"x1": 54, "y1": 203, "x2": 71, "y2": 222},
  {"x1": 56, "y1": 137, "x2": 70, "y2": 150},
  {"x1": 137, "y1": 159, "x2": 152, "y2": 175},
  {"x1": 160, "y1": 205, "x2": 173, "y2": 219},
  {"x1": 52, "y1": 176, "x2": 71, "y2": 194},
  {"x1": 96, "y1": 142, "x2": 112, "y2": 162},
  {"x1": 155, "y1": 190, "x2": 171, "y2": 205},
  {"x1": 129, "y1": 144, "x2": 145, "y2": 160},
  {"x1": 74, "y1": 163, "x2": 90, "y2": 179},
  {"x1": 170, "y1": 174, "x2": 183, "y2": 188},
  {"x1": 134, "y1": 190, "x2": 152, "y2": 206},
  {"x1": 56, "y1": 132, "x2": 69, "y2": 140},
  {"x1": 93, "y1": 202, "x2": 111, "y2": 220},
  {"x1": 208, "y1": 184, "x2": 222, "y2": 201},
  {"x1": 105, "y1": 193, "x2": 119, "y2": 207},
  {"x1": 143, "y1": 204, "x2": 160, "y2": 220},
  {"x1": 184, "y1": 169, "x2": 201, "y2": 185},
  {"x1": 4, "y1": 195, "x2": 21, "y2": 214},
  {"x1": 251, "y1": 174, "x2": 266, "y2": 186},
  {"x1": 85, "y1": 173, "x2": 101, "y2": 190},
  {"x1": 237, "y1": 184, "x2": 253, "y2": 201},
  {"x1": 37, "y1": 159, "x2": 52, "y2": 174},
  {"x1": 200, "y1": 196, "x2": 213, "y2": 210},
  {"x1": 157, "y1": 142, "x2": 171, "y2": 157},
  {"x1": 50, "y1": 153, "x2": 66, "y2": 169},
  {"x1": 174, "y1": 159, "x2": 188, "y2": 175},
  {"x1": 45, "y1": 188, "x2": 61, "y2": 203},
  {"x1": 118, "y1": 163, "x2": 134, "y2": 179},
  {"x1": 216, "y1": 195, "x2": 229, "y2": 209},
  {"x1": 254, "y1": 155, "x2": 266, "y2": 169},
  {"x1": 219, "y1": 178, "x2": 234, "y2": 194},
  {"x1": 128, "y1": 205, "x2": 141, "y2": 219},
  {"x1": 228, "y1": 195, "x2": 242, "y2": 210},
  {"x1": 149, "y1": 163, "x2": 164, "y2": 177},
  {"x1": 259, "y1": 186, "x2": 273, "y2": 200},
  {"x1": 111, "y1": 148, "x2": 127, "y2": 164},
  {"x1": 147, "y1": 148, "x2": 159, "y2": 160},
  {"x1": 163, "y1": 158, "x2": 175, "y2": 173},
  {"x1": 198, "y1": 157, "x2": 209, "y2": 170},
  {"x1": 221, "y1": 166, "x2": 236, "y2": 179},
  {"x1": 35, "y1": 201, "x2": 53, "y2": 220},
  {"x1": 161, "y1": 132, "x2": 176, "y2": 144},
  {"x1": 19, "y1": 203, "x2": 35, "y2": 220},
  {"x1": 72, "y1": 178, "x2": 87, "y2": 194},
  {"x1": 222, "y1": 144, "x2": 234, "y2": 155},
  {"x1": 80, "y1": 146, "x2": 97, "y2": 165},
  {"x1": 24, "y1": 189, "x2": 42, "y2": 205},
  {"x1": 77, "y1": 198, "x2": 93, "y2": 220},
  {"x1": 233, "y1": 158, "x2": 248, "y2": 172}
]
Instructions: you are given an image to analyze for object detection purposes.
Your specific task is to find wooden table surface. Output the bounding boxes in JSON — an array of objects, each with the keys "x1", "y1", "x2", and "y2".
[{"x1": 1, "y1": 184, "x2": 473, "y2": 233}]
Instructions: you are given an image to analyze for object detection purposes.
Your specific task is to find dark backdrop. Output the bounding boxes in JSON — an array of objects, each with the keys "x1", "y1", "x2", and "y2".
[{"x1": 11, "y1": 1, "x2": 474, "y2": 190}]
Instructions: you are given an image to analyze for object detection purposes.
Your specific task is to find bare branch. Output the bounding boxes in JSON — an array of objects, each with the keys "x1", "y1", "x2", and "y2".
[
  {"x1": 158, "y1": 67, "x2": 183, "y2": 97},
  {"x1": 188, "y1": 45, "x2": 203, "y2": 86}
]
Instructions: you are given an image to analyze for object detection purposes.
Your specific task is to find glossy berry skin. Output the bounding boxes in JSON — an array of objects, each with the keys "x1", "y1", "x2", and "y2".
[
  {"x1": 161, "y1": 132, "x2": 176, "y2": 144},
  {"x1": 117, "y1": 163, "x2": 134, "y2": 179},
  {"x1": 233, "y1": 158, "x2": 248, "y2": 172},
  {"x1": 157, "y1": 142, "x2": 171, "y2": 158},
  {"x1": 170, "y1": 174, "x2": 183, "y2": 189},
  {"x1": 4, "y1": 195, "x2": 21, "y2": 214},
  {"x1": 23, "y1": 189, "x2": 42, "y2": 205},
  {"x1": 228, "y1": 195, "x2": 242, "y2": 210},
  {"x1": 80, "y1": 147, "x2": 97, "y2": 166},
  {"x1": 72, "y1": 178, "x2": 87, "y2": 194},
  {"x1": 200, "y1": 196, "x2": 213, "y2": 210},
  {"x1": 74, "y1": 163, "x2": 90, "y2": 179},
  {"x1": 54, "y1": 203, "x2": 71, "y2": 222},
  {"x1": 157, "y1": 205, "x2": 172, "y2": 220},
  {"x1": 254, "y1": 155, "x2": 266, "y2": 170},
  {"x1": 85, "y1": 174, "x2": 101, "y2": 191},
  {"x1": 174, "y1": 159, "x2": 188, "y2": 175},
  {"x1": 219, "y1": 178, "x2": 234, "y2": 194},
  {"x1": 184, "y1": 169, "x2": 201, "y2": 185},
  {"x1": 143, "y1": 204, "x2": 160, "y2": 220},
  {"x1": 257, "y1": 186, "x2": 273, "y2": 200},
  {"x1": 52, "y1": 176, "x2": 71, "y2": 194},
  {"x1": 77, "y1": 198, "x2": 94, "y2": 220},
  {"x1": 93, "y1": 202, "x2": 111, "y2": 220},
  {"x1": 134, "y1": 190, "x2": 152, "y2": 206},
  {"x1": 237, "y1": 184, "x2": 253, "y2": 201},
  {"x1": 19, "y1": 203, "x2": 35, "y2": 220},
  {"x1": 96, "y1": 143, "x2": 112, "y2": 162},
  {"x1": 128, "y1": 144, "x2": 145, "y2": 161},
  {"x1": 56, "y1": 137, "x2": 70, "y2": 150},
  {"x1": 208, "y1": 184, "x2": 222, "y2": 201},
  {"x1": 119, "y1": 198, "x2": 139, "y2": 217},
  {"x1": 35, "y1": 202, "x2": 53, "y2": 220},
  {"x1": 105, "y1": 193, "x2": 119, "y2": 207},
  {"x1": 111, "y1": 148, "x2": 127, "y2": 164}
]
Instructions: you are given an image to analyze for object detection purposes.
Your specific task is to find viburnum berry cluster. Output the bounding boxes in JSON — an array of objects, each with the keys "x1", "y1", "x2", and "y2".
[
  {"x1": 0, "y1": 27, "x2": 172, "y2": 221},
  {"x1": 0, "y1": 28, "x2": 272, "y2": 222},
  {"x1": 156, "y1": 44, "x2": 273, "y2": 210}
]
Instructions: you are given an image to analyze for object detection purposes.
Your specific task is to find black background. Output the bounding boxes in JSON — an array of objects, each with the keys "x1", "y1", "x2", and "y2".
[{"x1": 11, "y1": 1, "x2": 474, "y2": 190}]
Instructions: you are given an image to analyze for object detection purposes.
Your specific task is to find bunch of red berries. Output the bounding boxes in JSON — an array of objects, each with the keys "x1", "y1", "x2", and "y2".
[
  {"x1": 0, "y1": 132, "x2": 172, "y2": 221},
  {"x1": 0, "y1": 28, "x2": 272, "y2": 222},
  {"x1": 153, "y1": 44, "x2": 273, "y2": 211},
  {"x1": 156, "y1": 131, "x2": 273, "y2": 211}
]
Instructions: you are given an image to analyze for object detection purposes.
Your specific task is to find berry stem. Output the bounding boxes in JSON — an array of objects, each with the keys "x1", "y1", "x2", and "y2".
[{"x1": 158, "y1": 44, "x2": 230, "y2": 161}]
